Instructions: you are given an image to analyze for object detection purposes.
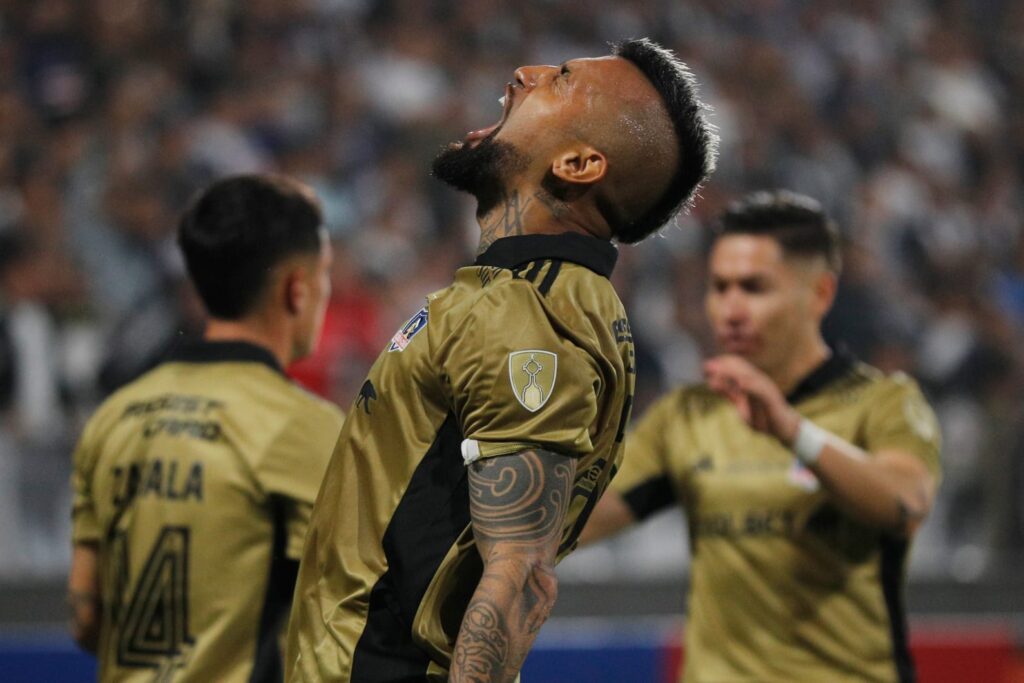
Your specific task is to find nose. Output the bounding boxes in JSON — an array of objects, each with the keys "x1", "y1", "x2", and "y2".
[
  {"x1": 514, "y1": 65, "x2": 556, "y2": 90},
  {"x1": 720, "y1": 289, "x2": 749, "y2": 327}
]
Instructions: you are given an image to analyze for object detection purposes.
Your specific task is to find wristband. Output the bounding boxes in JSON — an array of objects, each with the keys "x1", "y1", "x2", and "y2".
[{"x1": 792, "y1": 418, "x2": 829, "y2": 466}]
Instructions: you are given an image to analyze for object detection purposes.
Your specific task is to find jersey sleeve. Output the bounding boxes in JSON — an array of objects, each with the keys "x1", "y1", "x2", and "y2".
[
  {"x1": 70, "y1": 416, "x2": 102, "y2": 544},
  {"x1": 441, "y1": 281, "x2": 602, "y2": 462},
  {"x1": 610, "y1": 393, "x2": 678, "y2": 520},
  {"x1": 255, "y1": 401, "x2": 344, "y2": 559},
  {"x1": 863, "y1": 373, "x2": 942, "y2": 478}
]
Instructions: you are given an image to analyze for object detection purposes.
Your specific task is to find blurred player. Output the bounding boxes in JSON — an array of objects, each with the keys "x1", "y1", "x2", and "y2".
[
  {"x1": 285, "y1": 39, "x2": 716, "y2": 682},
  {"x1": 582, "y1": 190, "x2": 942, "y2": 683},
  {"x1": 68, "y1": 175, "x2": 345, "y2": 681}
]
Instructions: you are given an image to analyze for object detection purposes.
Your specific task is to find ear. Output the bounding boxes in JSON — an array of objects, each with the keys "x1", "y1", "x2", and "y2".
[
  {"x1": 551, "y1": 146, "x2": 607, "y2": 185},
  {"x1": 812, "y1": 270, "x2": 838, "y2": 319},
  {"x1": 284, "y1": 267, "x2": 310, "y2": 316}
]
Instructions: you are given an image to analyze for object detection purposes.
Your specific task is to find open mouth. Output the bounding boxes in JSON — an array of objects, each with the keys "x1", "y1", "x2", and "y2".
[{"x1": 465, "y1": 83, "x2": 514, "y2": 147}]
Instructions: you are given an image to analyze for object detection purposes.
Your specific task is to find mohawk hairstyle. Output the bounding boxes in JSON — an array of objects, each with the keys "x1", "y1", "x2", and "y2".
[
  {"x1": 613, "y1": 38, "x2": 718, "y2": 243},
  {"x1": 714, "y1": 190, "x2": 842, "y2": 273}
]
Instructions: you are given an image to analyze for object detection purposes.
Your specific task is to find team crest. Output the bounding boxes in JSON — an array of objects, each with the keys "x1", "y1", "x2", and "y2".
[
  {"x1": 388, "y1": 307, "x2": 429, "y2": 352},
  {"x1": 508, "y1": 350, "x2": 557, "y2": 412}
]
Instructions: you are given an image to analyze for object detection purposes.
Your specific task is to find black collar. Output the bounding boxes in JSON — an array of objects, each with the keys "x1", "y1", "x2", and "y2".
[
  {"x1": 475, "y1": 233, "x2": 618, "y2": 278},
  {"x1": 786, "y1": 348, "x2": 856, "y2": 404},
  {"x1": 165, "y1": 340, "x2": 285, "y2": 377}
]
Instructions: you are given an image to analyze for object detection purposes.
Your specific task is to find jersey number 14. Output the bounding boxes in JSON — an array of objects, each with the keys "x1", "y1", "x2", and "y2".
[{"x1": 109, "y1": 526, "x2": 195, "y2": 670}]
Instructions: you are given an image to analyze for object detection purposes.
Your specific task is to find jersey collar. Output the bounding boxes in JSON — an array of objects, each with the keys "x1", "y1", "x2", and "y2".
[
  {"x1": 786, "y1": 347, "x2": 856, "y2": 404},
  {"x1": 165, "y1": 340, "x2": 285, "y2": 376},
  {"x1": 475, "y1": 233, "x2": 618, "y2": 278}
]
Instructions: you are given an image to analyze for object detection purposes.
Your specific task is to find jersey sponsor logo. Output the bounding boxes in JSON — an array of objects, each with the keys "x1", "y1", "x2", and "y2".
[
  {"x1": 508, "y1": 350, "x2": 557, "y2": 412},
  {"x1": 388, "y1": 307, "x2": 429, "y2": 352},
  {"x1": 695, "y1": 508, "x2": 798, "y2": 538}
]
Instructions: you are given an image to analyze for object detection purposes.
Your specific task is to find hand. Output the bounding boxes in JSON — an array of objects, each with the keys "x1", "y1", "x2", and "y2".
[{"x1": 703, "y1": 355, "x2": 801, "y2": 446}]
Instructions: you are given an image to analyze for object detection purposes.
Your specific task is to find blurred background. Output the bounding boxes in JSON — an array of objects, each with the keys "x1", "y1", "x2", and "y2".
[{"x1": 0, "y1": 0, "x2": 1021, "y2": 680}]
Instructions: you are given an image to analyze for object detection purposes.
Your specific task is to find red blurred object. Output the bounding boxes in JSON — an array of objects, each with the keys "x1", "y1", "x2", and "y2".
[{"x1": 288, "y1": 291, "x2": 380, "y2": 401}]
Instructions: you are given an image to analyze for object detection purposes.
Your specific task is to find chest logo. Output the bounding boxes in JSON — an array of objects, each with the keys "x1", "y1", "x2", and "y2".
[
  {"x1": 509, "y1": 350, "x2": 557, "y2": 412},
  {"x1": 388, "y1": 307, "x2": 429, "y2": 352}
]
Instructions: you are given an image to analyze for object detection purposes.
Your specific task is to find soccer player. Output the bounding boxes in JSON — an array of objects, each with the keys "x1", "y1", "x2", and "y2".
[
  {"x1": 285, "y1": 39, "x2": 717, "y2": 682},
  {"x1": 581, "y1": 190, "x2": 942, "y2": 683},
  {"x1": 67, "y1": 175, "x2": 345, "y2": 681}
]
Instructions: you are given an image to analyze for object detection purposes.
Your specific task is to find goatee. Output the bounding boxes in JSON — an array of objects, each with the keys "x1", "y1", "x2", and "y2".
[{"x1": 431, "y1": 136, "x2": 528, "y2": 214}]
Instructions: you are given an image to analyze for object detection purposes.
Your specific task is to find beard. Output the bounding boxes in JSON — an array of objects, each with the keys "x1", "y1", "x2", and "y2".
[{"x1": 431, "y1": 135, "x2": 528, "y2": 214}]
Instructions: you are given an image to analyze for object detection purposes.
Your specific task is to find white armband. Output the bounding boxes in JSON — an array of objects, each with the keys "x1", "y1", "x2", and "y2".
[{"x1": 792, "y1": 418, "x2": 829, "y2": 466}]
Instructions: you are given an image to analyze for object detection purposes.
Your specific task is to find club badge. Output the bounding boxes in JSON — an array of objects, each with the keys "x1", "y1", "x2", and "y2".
[{"x1": 508, "y1": 350, "x2": 557, "y2": 412}]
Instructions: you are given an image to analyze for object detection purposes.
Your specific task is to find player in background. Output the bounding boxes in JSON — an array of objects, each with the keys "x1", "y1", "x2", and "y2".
[
  {"x1": 68, "y1": 175, "x2": 345, "y2": 682},
  {"x1": 285, "y1": 38, "x2": 716, "y2": 682},
  {"x1": 582, "y1": 190, "x2": 942, "y2": 683}
]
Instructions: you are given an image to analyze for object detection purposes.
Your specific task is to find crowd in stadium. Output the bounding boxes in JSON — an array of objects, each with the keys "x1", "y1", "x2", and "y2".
[{"x1": 0, "y1": 0, "x2": 1021, "y2": 580}]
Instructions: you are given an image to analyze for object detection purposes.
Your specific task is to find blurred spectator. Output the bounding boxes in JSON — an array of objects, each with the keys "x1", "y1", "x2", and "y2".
[{"x1": 0, "y1": 0, "x2": 1019, "y2": 582}]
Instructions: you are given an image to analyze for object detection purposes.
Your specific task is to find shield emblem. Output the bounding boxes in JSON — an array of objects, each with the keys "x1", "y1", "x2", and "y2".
[{"x1": 508, "y1": 350, "x2": 557, "y2": 412}]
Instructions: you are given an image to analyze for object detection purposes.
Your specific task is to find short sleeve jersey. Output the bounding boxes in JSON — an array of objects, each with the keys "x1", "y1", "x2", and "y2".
[
  {"x1": 71, "y1": 341, "x2": 344, "y2": 682},
  {"x1": 286, "y1": 233, "x2": 635, "y2": 682},
  {"x1": 611, "y1": 352, "x2": 941, "y2": 683}
]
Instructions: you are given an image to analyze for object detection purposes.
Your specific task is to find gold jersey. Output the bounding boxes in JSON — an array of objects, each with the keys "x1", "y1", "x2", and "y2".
[
  {"x1": 71, "y1": 341, "x2": 344, "y2": 682},
  {"x1": 286, "y1": 233, "x2": 635, "y2": 682},
  {"x1": 611, "y1": 352, "x2": 941, "y2": 683}
]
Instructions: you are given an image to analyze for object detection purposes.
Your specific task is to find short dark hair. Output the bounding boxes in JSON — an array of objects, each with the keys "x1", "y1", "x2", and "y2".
[
  {"x1": 613, "y1": 38, "x2": 718, "y2": 244},
  {"x1": 178, "y1": 174, "x2": 323, "y2": 320},
  {"x1": 713, "y1": 190, "x2": 842, "y2": 273}
]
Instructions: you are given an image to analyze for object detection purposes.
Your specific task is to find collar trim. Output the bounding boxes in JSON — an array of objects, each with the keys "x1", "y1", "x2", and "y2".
[
  {"x1": 165, "y1": 340, "x2": 285, "y2": 376},
  {"x1": 786, "y1": 348, "x2": 856, "y2": 404},
  {"x1": 475, "y1": 233, "x2": 618, "y2": 278}
]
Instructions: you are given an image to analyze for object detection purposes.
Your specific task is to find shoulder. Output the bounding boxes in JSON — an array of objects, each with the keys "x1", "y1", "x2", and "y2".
[{"x1": 846, "y1": 362, "x2": 931, "y2": 405}]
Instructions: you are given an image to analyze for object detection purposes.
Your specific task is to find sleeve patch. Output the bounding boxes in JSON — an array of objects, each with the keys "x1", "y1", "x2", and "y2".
[{"x1": 508, "y1": 350, "x2": 558, "y2": 412}]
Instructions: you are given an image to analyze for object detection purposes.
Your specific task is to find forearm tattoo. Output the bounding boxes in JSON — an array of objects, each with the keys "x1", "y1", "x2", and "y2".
[{"x1": 451, "y1": 450, "x2": 575, "y2": 682}]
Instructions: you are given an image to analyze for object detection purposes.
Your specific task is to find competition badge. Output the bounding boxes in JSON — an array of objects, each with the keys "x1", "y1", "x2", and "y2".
[
  {"x1": 509, "y1": 350, "x2": 557, "y2": 412},
  {"x1": 388, "y1": 307, "x2": 429, "y2": 352}
]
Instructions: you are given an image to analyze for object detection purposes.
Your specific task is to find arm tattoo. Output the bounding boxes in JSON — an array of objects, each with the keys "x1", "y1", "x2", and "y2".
[
  {"x1": 468, "y1": 450, "x2": 574, "y2": 549},
  {"x1": 451, "y1": 599, "x2": 510, "y2": 681},
  {"x1": 451, "y1": 450, "x2": 575, "y2": 682},
  {"x1": 477, "y1": 191, "x2": 532, "y2": 255}
]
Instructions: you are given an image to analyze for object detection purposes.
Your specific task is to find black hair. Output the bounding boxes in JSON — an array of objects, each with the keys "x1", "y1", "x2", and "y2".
[
  {"x1": 612, "y1": 38, "x2": 718, "y2": 244},
  {"x1": 177, "y1": 174, "x2": 323, "y2": 320},
  {"x1": 714, "y1": 190, "x2": 842, "y2": 273}
]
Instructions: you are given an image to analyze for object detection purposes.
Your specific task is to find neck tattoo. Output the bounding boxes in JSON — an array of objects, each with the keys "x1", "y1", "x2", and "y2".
[{"x1": 478, "y1": 190, "x2": 533, "y2": 254}]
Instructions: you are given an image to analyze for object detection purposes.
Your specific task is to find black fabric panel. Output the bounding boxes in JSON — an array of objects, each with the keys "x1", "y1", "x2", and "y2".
[
  {"x1": 537, "y1": 260, "x2": 562, "y2": 296},
  {"x1": 880, "y1": 536, "x2": 916, "y2": 683},
  {"x1": 475, "y1": 232, "x2": 618, "y2": 278},
  {"x1": 351, "y1": 414, "x2": 470, "y2": 682},
  {"x1": 248, "y1": 496, "x2": 298, "y2": 683},
  {"x1": 622, "y1": 475, "x2": 676, "y2": 521}
]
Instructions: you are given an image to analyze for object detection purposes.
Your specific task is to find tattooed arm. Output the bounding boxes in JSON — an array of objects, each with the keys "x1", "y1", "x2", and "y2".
[{"x1": 450, "y1": 450, "x2": 576, "y2": 683}]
